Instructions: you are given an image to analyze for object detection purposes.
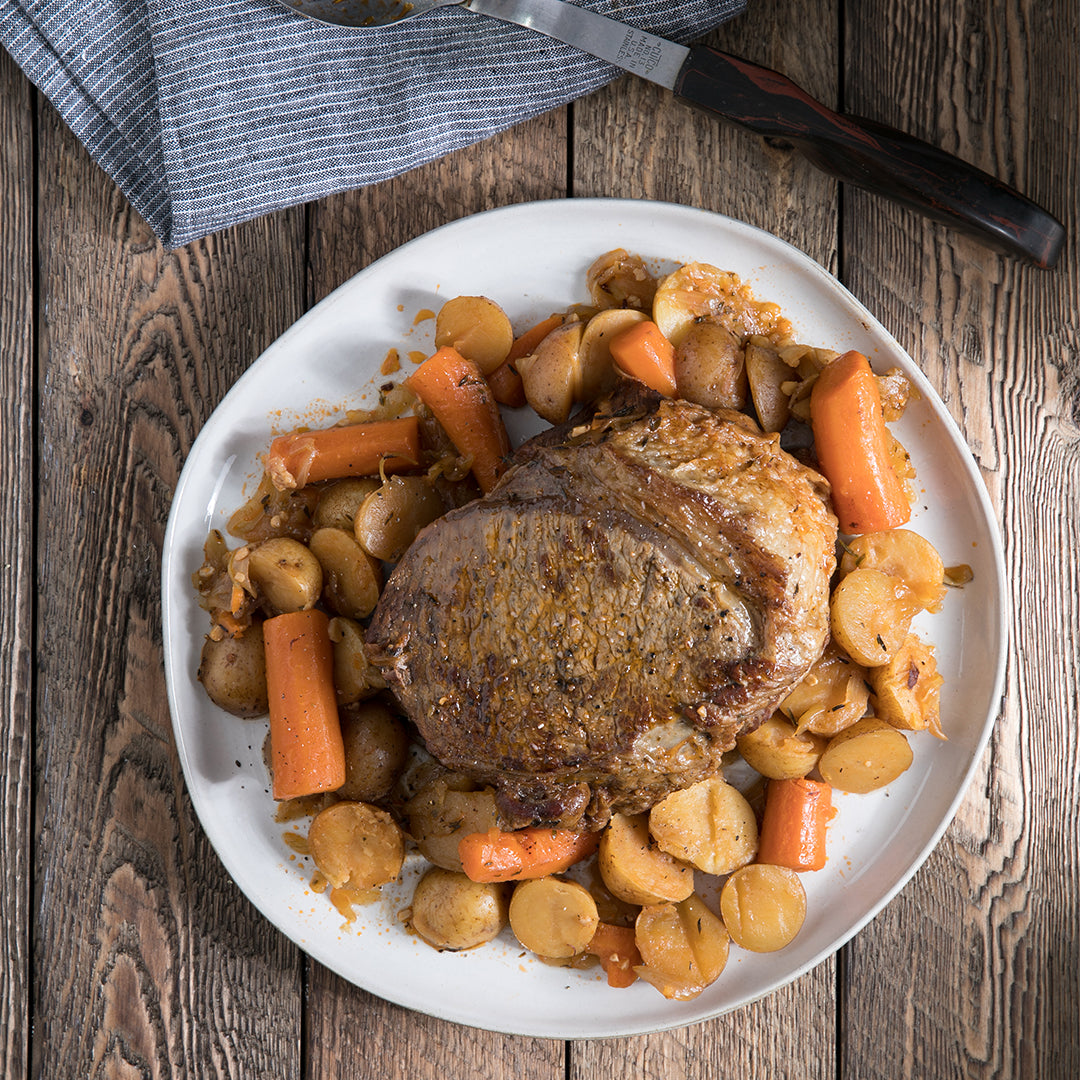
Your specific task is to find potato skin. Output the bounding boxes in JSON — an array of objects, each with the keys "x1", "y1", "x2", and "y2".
[
  {"x1": 411, "y1": 868, "x2": 510, "y2": 951},
  {"x1": 197, "y1": 624, "x2": 268, "y2": 717},
  {"x1": 404, "y1": 777, "x2": 500, "y2": 872},
  {"x1": 337, "y1": 701, "x2": 409, "y2": 802}
]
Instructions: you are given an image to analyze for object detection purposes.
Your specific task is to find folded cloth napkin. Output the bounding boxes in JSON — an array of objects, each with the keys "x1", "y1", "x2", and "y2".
[{"x1": 0, "y1": 0, "x2": 745, "y2": 247}]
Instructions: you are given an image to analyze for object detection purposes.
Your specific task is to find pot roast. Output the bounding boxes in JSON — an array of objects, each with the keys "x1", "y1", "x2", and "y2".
[{"x1": 366, "y1": 385, "x2": 838, "y2": 830}]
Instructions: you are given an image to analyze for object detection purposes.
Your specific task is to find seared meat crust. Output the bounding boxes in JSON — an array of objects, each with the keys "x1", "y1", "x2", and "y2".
[{"x1": 366, "y1": 386, "x2": 837, "y2": 829}]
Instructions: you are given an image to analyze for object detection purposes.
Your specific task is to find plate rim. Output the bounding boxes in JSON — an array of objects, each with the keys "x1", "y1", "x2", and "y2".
[{"x1": 162, "y1": 197, "x2": 1008, "y2": 1038}]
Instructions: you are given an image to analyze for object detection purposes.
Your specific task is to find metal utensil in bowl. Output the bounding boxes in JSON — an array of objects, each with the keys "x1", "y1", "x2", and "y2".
[{"x1": 278, "y1": 0, "x2": 1065, "y2": 268}]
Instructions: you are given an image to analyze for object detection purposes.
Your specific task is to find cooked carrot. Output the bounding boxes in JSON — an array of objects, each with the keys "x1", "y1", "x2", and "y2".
[
  {"x1": 263, "y1": 609, "x2": 346, "y2": 800},
  {"x1": 756, "y1": 777, "x2": 834, "y2": 872},
  {"x1": 489, "y1": 314, "x2": 566, "y2": 408},
  {"x1": 487, "y1": 359, "x2": 527, "y2": 409},
  {"x1": 586, "y1": 922, "x2": 641, "y2": 988},
  {"x1": 406, "y1": 346, "x2": 512, "y2": 493},
  {"x1": 608, "y1": 319, "x2": 677, "y2": 396},
  {"x1": 810, "y1": 350, "x2": 911, "y2": 534},
  {"x1": 458, "y1": 826, "x2": 600, "y2": 883},
  {"x1": 266, "y1": 417, "x2": 421, "y2": 490},
  {"x1": 508, "y1": 313, "x2": 565, "y2": 362}
]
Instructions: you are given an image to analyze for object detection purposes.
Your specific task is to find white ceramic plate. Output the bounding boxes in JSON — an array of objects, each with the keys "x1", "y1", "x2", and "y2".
[{"x1": 162, "y1": 199, "x2": 1006, "y2": 1038}]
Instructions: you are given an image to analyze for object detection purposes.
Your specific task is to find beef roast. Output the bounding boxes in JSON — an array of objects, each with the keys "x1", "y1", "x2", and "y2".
[{"x1": 366, "y1": 385, "x2": 837, "y2": 830}]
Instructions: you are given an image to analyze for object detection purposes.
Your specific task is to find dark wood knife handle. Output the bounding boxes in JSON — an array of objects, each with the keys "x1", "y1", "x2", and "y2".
[{"x1": 674, "y1": 45, "x2": 1065, "y2": 269}]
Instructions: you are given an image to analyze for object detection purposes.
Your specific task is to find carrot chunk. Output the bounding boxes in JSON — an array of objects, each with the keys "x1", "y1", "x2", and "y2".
[
  {"x1": 608, "y1": 319, "x2": 677, "y2": 396},
  {"x1": 586, "y1": 922, "x2": 642, "y2": 988},
  {"x1": 457, "y1": 826, "x2": 599, "y2": 883},
  {"x1": 406, "y1": 346, "x2": 512, "y2": 493},
  {"x1": 756, "y1": 777, "x2": 834, "y2": 872},
  {"x1": 263, "y1": 609, "x2": 346, "y2": 800},
  {"x1": 266, "y1": 417, "x2": 421, "y2": 490},
  {"x1": 810, "y1": 350, "x2": 911, "y2": 534}
]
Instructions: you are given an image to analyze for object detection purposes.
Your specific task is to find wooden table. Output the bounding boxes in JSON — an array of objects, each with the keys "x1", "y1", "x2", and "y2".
[{"x1": 3, "y1": 0, "x2": 1078, "y2": 1075}]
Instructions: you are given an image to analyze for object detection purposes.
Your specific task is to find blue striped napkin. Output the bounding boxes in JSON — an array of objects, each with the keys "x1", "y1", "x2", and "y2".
[{"x1": 0, "y1": 0, "x2": 745, "y2": 247}]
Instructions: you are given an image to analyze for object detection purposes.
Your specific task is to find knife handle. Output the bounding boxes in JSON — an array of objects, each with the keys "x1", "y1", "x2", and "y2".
[{"x1": 674, "y1": 45, "x2": 1065, "y2": 269}]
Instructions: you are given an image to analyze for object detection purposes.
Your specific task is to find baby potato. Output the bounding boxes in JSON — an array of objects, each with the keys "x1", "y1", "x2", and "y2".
[
  {"x1": 308, "y1": 801, "x2": 404, "y2": 890},
  {"x1": 313, "y1": 478, "x2": 381, "y2": 532},
  {"x1": 197, "y1": 622, "x2": 268, "y2": 717},
  {"x1": 353, "y1": 476, "x2": 445, "y2": 563},
  {"x1": 578, "y1": 308, "x2": 647, "y2": 400},
  {"x1": 598, "y1": 812, "x2": 694, "y2": 905},
  {"x1": 648, "y1": 777, "x2": 758, "y2": 876},
  {"x1": 869, "y1": 634, "x2": 945, "y2": 738},
  {"x1": 435, "y1": 295, "x2": 514, "y2": 375},
  {"x1": 838, "y1": 529, "x2": 947, "y2": 613},
  {"x1": 509, "y1": 877, "x2": 598, "y2": 959},
  {"x1": 817, "y1": 717, "x2": 914, "y2": 793},
  {"x1": 830, "y1": 568, "x2": 920, "y2": 668},
  {"x1": 720, "y1": 864, "x2": 806, "y2": 952},
  {"x1": 515, "y1": 320, "x2": 585, "y2": 424},
  {"x1": 745, "y1": 341, "x2": 793, "y2": 432},
  {"x1": 308, "y1": 527, "x2": 382, "y2": 620},
  {"x1": 337, "y1": 701, "x2": 410, "y2": 803},
  {"x1": 736, "y1": 713, "x2": 828, "y2": 780},
  {"x1": 245, "y1": 537, "x2": 322, "y2": 613},
  {"x1": 586, "y1": 249, "x2": 657, "y2": 311},
  {"x1": 653, "y1": 263, "x2": 738, "y2": 347},
  {"x1": 673, "y1": 320, "x2": 747, "y2": 410},
  {"x1": 634, "y1": 894, "x2": 729, "y2": 1000},
  {"x1": 780, "y1": 644, "x2": 871, "y2": 737},
  {"x1": 410, "y1": 868, "x2": 510, "y2": 951},
  {"x1": 404, "y1": 777, "x2": 500, "y2": 872},
  {"x1": 327, "y1": 616, "x2": 386, "y2": 705}
]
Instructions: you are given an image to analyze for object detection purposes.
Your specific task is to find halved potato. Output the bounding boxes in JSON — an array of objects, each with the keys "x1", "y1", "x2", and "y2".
[
  {"x1": 435, "y1": 295, "x2": 514, "y2": 375},
  {"x1": 736, "y1": 713, "x2": 828, "y2": 779},
  {"x1": 598, "y1": 812, "x2": 694, "y2": 905},
  {"x1": 353, "y1": 475, "x2": 445, "y2": 563},
  {"x1": 509, "y1": 877, "x2": 598, "y2": 959},
  {"x1": 308, "y1": 801, "x2": 404, "y2": 890},
  {"x1": 673, "y1": 319, "x2": 747, "y2": 410},
  {"x1": 578, "y1": 308, "x2": 648, "y2": 399},
  {"x1": 838, "y1": 529, "x2": 946, "y2": 612},
  {"x1": 243, "y1": 537, "x2": 322, "y2": 614},
  {"x1": 720, "y1": 865, "x2": 806, "y2": 952},
  {"x1": 648, "y1": 777, "x2": 757, "y2": 876},
  {"x1": 515, "y1": 320, "x2": 585, "y2": 423},
  {"x1": 817, "y1": 717, "x2": 914, "y2": 793},
  {"x1": 308, "y1": 527, "x2": 382, "y2": 620},
  {"x1": 745, "y1": 341, "x2": 794, "y2": 432},
  {"x1": 869, "y1": 634, "x2": 945, "y2": 738},
  {"x1": 830, "y1": 568, "x2": 920, "y2": 667},
  {"x1": 634, "y1": 894, "x2": 729, "y2": 1000}
]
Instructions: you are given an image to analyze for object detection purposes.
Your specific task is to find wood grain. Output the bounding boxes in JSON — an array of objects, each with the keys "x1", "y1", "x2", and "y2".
[
  {"x1": 841, "y1": 0, "x2": 1080, "y2": 1077},
  {"x1": 303, "y1": 108, "x2": 569, "y2": 1079},
  {"x1": 0, "y1": 47, "x2": 33, "y2": 1080},
  {"x1": 31, "y1": 105, "x2": 310, "y2": 1078}
]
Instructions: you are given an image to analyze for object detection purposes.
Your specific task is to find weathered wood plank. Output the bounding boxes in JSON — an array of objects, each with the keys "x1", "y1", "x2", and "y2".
[
  {"x1": 32, "y1": 103, "x2": 310, "y2": 1079},
  {"x1": 571, "y1": 0, "x2": 841, "y2": 1072},
  {"x1": 0, "y1": 49, "x2": 34, "y2": 1080},
  {"x1": 841, "y1": 0, "x2": 1080, "y2": 1076},
  {"x1": 303, "y1": 111, "x2": 569, "y2": 1079}
]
